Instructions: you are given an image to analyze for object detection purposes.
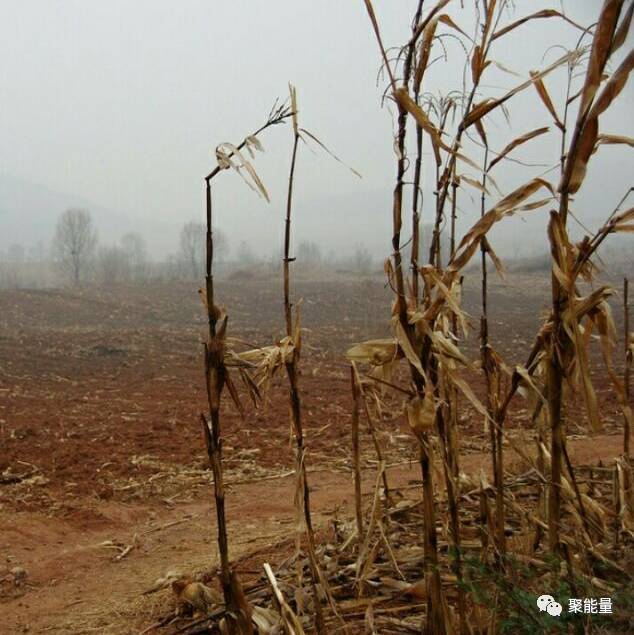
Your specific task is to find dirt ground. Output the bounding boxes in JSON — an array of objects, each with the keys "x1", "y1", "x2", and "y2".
[{"x1": 0, "y1": 271, "x2": 630, "y2": 633}]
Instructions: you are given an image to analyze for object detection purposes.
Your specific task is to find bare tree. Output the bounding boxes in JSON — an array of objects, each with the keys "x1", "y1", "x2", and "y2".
[
  {"x1": 236, "y1": 240, "x2": 256, "y2": 265},
  {"x1": 0, "y1": 246, "x2": 23, "y2": 288},
  {"x1": 120, "y1": 232, "x2": 147, "y2": 280},
  {"x1": 353, "y1": 243, "x2": 372, "y2": 274},
  {"x1": 53, "y1": 208, "x2": 97, "y2": 286},
  {"x1": 7, "y1": 244, "x2": 25, "y2": 264},
  {"x1": 179, "y1": 221, "x2": 229, "y2": 279},
  {"x1": 297, "y1": 240, "x2": 322, "y2": 269},
  {"x1": 97, "y1": 245, "x2": 129, "y2": 285},
  {"x1": 28, "y1": 241, "x2": 47, "y2": 264}
]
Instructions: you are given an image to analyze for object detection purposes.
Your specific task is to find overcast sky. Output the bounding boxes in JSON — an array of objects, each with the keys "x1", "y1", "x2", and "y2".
[{"x1": 0, "y1": 1, "x2": 632, "y2": 259}]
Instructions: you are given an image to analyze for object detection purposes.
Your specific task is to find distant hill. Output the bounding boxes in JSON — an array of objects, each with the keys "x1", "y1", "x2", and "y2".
[{"x1": 0, "y1": 173, "x2": 178, "y2": 257}]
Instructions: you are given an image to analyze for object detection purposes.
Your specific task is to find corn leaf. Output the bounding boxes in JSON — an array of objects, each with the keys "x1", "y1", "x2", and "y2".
[
  {"x1": 492, "y1": 10, "x2": 584, "y2": 41},
  {"x1": 488, "y1": 127, "x2": 550, "y2": 172}
]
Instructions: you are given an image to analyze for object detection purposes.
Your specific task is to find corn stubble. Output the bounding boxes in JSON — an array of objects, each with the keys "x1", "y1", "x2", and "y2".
[{"x1": 177, "y1": 1, "x2": 633, "y2": 633}]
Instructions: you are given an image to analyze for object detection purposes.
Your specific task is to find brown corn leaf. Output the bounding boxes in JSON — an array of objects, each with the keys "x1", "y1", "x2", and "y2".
[
  {"x1": 547, "y1": 211, "x2": 573, "y2": 286},
  {"x1": 450, "y1": 372, "x2": 490, "y2": 421},
  {"x1": 567, "y1": 49, "x2": 634, "y2": 193},
  {"x1": 588, "y1": 49, "x2": 634, "y2": 120},
  {"x1": 448, "y1": 179, "x2": 552, "y2": 276},
  {"x1": 574, "y1": 286, "x2": 614, "y2": 319},
  {"x1": 392, "y1": 316, "x2": 428, "y2": 381},
  {"x1": 474, "y1": 119, "x2": 488, "y2": 146},
  {"x1": 393, "y1": 86, "x2": 444, "y2": 165},
  {"x1": 491, "y1": 60, "x2": 522, "y2": 77},
  {"x1": 587, "y1": 301, "x2": 634, "y2": 438},
  {"x1": 604, "y1": 205, "x2": 634, "y2": 235},
  {"x1": 409, "y1": 0, "x2": 451, "y2": 47},
  {"x1": 595, "y1": 133, "x2": 634, "y2": 149},
  {"x1": 569, "y1": 313, "x2": 601, "y2": 431},
  {"x1": 578, "y1": 0, "x2": 625, "y2": 117},
  {"x1": 365, "y1": 604, "x2": 377, "y2": 635},
  {"x1": 215, "y1": 142, "x2": 271, "y2": 202},
  {"x1": 263, "y1": 563, "x2": 305, "y2": 635},
  {"x1": 455, "y1": 149, "x2": 483, "y2": 172},
  {"x1": 430, "y1": 330, "x2": 470, "y2": 365},
  {"x1": 460, "y1": 174, "x2": 490, "y2": 195},
  {"x1": 346, "y1": 339, "x2": 400, "y2": 366},
  {"x1": 515, "y1": 364, "x2": 546, "y2": 403},
  {"x1": 488, "y1": 127, "x2": 550, "y2": 172},
  {"x1": 482, "y1": 237, "x2": 505, "y2": 279},
  {"x1": 244, "y1": 135, "x2": 264, "y2": 158},
  {"x1": 458, "y1": 178, "x2": 554, "y2": 251},
  {"x1": 224, "y1": 371, "x2": 245, "y2": 419},
  {"x1": 485, "y1": 170, "x2": 504, "y2": 196},
  {"x1": 552, "y1": 260, "x2": 571, "y2": 289},
  {"x1": 299, "y1": 128, "x2": 362, "y2": 177},
  {"x1": 482, "y1": 0, "x2": 499, "y2": 45},
  {"x1": 471, "y1": 45, "x2": 482, "y2": 83},
  {"x1": 413, "y1": 18, "x2": 439, "y2": 92},
  {"x1": 530, "y1": 73, "x2": 564, "y2": 129},
  {"x1": 438, "y1": 14, "x2": 468, "y2": 37},
  {"x1": 418, "y1": 266, "x2": 469, "y2": 334},
  {"x1": 464, "y1": 50, "x2": 577, "y2": 129},
  {"x1": 612, "y1": 1, "x2": 634, "y2": 53},
  {"x1": 515, "y1": 197, "x2": 554, "y2": 212},
  {"x1": 612, "y1": 206, "x2": 634, "y2": 224},
  {"x1": 492, "y1": 9, "x2": 584, "y2": 41}
]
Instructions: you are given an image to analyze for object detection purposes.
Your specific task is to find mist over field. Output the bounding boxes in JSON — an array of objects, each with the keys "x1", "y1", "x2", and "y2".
[{"x1": 1, "y1": 0, "x2": 632, "y2": 273}]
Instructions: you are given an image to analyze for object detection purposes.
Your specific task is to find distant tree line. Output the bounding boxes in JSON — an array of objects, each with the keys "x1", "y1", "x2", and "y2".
[{"x1": 0, "y1": 208, "x2": 404, "y2": 290}]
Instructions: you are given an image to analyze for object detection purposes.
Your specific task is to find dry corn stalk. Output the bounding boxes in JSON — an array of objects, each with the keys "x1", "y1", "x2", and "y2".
[
  {"x1": 545, "y1": 0, "x2": 633, "y2": 552},
  {"x1": 200, "y1": 103, "x2": 291, "y2": 634},
  {"x1": 281, "y1": 84, "x2": 358, "y2": 633},
  {"x1": 356, "y1": 1, "x2": 634, "y2": 632}
]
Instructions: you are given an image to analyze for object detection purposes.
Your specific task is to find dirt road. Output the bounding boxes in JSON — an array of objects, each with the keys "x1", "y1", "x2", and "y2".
[{"x1": 1, "y1": 433, "x2": 624, "y2": 634}]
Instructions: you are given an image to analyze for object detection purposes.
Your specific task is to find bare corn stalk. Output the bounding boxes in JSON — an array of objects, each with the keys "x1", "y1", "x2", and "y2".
[
  {"x1": 281, "y1": 85, "x2": 326, "y2": 633},
  {"x1": 480, "y1": 151, "x2": 508, "y2": 561},
  {"x1": 281, "y1": 84, "x2": 359, "y2": 632},
  {"x1": 200, "y1": 103, "x2": 291, "y2": 633}
]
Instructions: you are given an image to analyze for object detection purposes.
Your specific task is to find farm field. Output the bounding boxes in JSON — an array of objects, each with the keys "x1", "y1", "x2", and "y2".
[
  {"x1": 0, "y1": 271, "x2": 629, "y2": 633},
  {"x1": 1, "y1": 0, "x2": 633, "y2": 632}
]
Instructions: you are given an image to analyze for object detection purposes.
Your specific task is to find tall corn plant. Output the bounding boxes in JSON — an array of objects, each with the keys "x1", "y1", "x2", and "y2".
[
  {"x1": 281, "y1": 86, "x2": 326, "y2": 632},
  {"x1": 200, "y1": 103, "x2": 291, "y2": 633},
  {"x1": 541, "y1": 0, "x2": 634, "y2": 552},
  {"x1": 356, "y1": 0, "x2": 615, "y2": 630}
]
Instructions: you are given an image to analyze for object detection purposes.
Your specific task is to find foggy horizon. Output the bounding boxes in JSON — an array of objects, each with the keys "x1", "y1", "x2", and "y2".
[{"x1": 1, "y1": 1, "x2": 632, "y2": 263}]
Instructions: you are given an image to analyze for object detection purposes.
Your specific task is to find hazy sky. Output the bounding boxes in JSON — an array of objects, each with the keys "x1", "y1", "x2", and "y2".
[{"x1": 0, "y1": 1, "x2": 632, "y2": 259}]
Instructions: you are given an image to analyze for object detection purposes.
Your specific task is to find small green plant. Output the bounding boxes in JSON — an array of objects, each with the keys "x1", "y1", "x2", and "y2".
[{"x1": 463, "y1": 555, "x2": 631, "y2": 634}]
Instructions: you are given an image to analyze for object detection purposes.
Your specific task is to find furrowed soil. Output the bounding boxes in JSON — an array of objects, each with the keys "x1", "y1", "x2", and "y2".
[{"x1": 0, "y1": 271, "x2": 630, "y2": 633}]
